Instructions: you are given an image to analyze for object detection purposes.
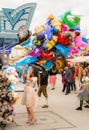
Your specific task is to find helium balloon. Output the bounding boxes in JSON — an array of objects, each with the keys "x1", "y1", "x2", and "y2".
[
  {"x1": 28, "y1": 48, "x2": 41, "y2": 57},
  {"x1": 55, "y1": 44, "x2": 70, "y2": 58},
  {"x1": 21, "y1": 40, "x2": 31, "y2": 47},
  {"x1": 64, "y1": 11, "x2": 80, "y2": 28},
  {"x1": 44, "y1": 19, "x2": 53, "y2": 40},
  {"x1": 44, "y1": 60, "x2": 53, "y2": 71},
  {"x1": 12, "y1": 56, "x2": 38, "y2": 66},
  {"x1": 82, "y1": 37, "x2": 88, "y2": 43},
  {"x1": 74, "y1": 36, "x2": 87, "y2": 48}
]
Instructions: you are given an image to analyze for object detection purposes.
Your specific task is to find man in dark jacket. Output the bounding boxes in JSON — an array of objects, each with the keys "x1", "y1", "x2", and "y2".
[
  {"x1": 37, "y1": 69, "x2": 49, "y2": 108},
  {"x1": 64, "y1": 66, "x2": 74, "y2": 95}
]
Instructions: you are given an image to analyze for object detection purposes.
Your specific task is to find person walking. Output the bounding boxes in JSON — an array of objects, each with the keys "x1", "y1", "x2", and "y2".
[
  {"x1": 37, "y1": 69, "x2": 49, "y2": 108},
  {"x1": 61, "y1": 66, "x2": 68, "y2": 92},
  {"x1": 21, "y1": 68, "x2": 38, "y2": 124},
  {"x1": 69, "y1": 65, "x2": 76, "y2": 92},
  {"x1": 64, "y1": 65, "x2": 73, "y2": 95},
  {"x1": 49, "y1": 63, "x2": 58, "y2": 90}
]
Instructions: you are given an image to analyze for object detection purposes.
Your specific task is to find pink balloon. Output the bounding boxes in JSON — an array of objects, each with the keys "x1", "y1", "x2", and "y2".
[
  {"x1": 74, "y1": 36, "x2": 87, "y2": 48},
  {"x1": 68, "y1": 47, "x2": 82, "y2": 56},
  {"x1": 61, "y1": 24, "x2": 69, "y2": 32},
  {"x1": 28, "y1": 48, "x2": 41, "y2": 56}
]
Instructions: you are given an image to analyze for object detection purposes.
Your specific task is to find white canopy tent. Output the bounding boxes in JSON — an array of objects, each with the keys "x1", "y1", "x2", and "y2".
[{"x1": 68, "y1": 56, "x2": 89, "y2": 63}]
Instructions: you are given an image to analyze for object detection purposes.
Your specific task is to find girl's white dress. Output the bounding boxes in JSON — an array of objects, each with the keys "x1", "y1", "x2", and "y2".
[{"x1": 21, "y1": 77, "x2": 37, "y2": 107}]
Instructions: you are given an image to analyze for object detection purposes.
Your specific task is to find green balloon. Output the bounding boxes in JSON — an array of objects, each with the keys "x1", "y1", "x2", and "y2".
[{"x1": 64, "y1": 11, "x2": 80, "y2": 28}]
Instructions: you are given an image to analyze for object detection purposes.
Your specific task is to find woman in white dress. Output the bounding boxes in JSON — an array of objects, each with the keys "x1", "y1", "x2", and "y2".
[{"x1": 21, "y1": 68, "x2": 38, "y2": 124}]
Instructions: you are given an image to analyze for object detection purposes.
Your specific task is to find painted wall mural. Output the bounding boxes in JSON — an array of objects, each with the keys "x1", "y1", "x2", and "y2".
[{"x1": 0, "y1": 3, "x2": 37, "y2": 35}]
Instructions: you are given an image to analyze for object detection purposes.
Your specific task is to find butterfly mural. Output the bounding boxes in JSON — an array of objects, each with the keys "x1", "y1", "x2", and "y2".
[
  {"x1": 0, "y1": 3, "x2": 37, "y2": 51},
  {"x1": 0, "y1": 3, "x2": 37, "y2": 33}
]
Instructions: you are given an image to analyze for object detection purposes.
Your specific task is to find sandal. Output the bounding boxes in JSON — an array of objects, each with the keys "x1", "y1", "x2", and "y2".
[
  {"x1": 26, "y1": 120, "x2": 31, "y2": 124},
  {"x1": 30, "y1": 119, "x2": 37, "y2": 125},
  {"x1": 26, "y1": 118, "x2": 31, "y2": 124}
]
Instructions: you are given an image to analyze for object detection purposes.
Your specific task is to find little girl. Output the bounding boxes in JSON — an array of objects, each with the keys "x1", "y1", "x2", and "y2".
[{"x1": 76, "y1": 69, "x2": 89, "y2": 110}]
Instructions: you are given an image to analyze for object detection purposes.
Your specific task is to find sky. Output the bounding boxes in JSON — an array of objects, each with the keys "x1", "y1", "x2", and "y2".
[{"x1": 0, "y1": 0, "x2": 89, "y2": 36}]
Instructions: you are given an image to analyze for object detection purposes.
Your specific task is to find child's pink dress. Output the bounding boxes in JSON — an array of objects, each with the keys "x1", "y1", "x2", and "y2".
[
  {"x1": 21, "y1": 77, "x2": 37, "y2": 107},
  {"x1": 49, "y1": 75, "x2": 57, "y2": 85}
]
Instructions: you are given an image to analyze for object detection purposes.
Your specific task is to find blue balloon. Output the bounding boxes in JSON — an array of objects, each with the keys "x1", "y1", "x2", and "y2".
[
  {"x1": 2, "y1": 66, "x2": 8, "y2": 70},
  {"x1": 21, "y1": 40, "x2": 31, "y2": 47},
  {"x1": 58, "y1": 14, "x2": 64, "y2": 23},
  {"x1": 82, "y1": 37, "x2": 88, "y2": 43},
  {"x1": 55, "y1": 44, "x2": 70, "y2": 58},
  {"x1": 15, "y1": 66, "x2": 23, "y2": 78},
  {"x1": 44, "y1": 60, "x2": 53, "y2": 71},
  {"x1": 44, "y1": 20, "x2": 53, "y2": 40},
  {"x1": 52, "y1": 26, "x2": 59, "y2": 35},
  {"x1": 16, "y1": 66, "x2": 23, "y2": 73},
  {"x1": 73, "y1": 27, "x2": 81, "y2": 31},
  {"x1": 12, "y1": 56, "x2": 38, "y2": 66}
]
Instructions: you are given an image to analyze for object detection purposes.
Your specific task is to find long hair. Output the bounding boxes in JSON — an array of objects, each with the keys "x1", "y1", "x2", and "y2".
[
  {"x1": 32, "y1": 68, "x2": 38, "y2": 78},
  {"x1": 52, "y1": 63, "x2": 57, "y2": 72},
  {"x1": 81, "y1": 69, "x2": 89, "y2": 82}
]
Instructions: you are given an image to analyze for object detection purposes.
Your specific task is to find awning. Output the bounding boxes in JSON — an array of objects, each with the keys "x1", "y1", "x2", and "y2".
[{"x1": 67, "y1": 56, "x2": 89, "y2": 63}]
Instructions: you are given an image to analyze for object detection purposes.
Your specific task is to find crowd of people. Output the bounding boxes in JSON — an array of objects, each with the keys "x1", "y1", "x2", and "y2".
[
  {"x1": 17, "y1": 62, "x2": 89, "y2": 125},
  {"x1": 0, "y1": 61, "x2": 89, "y2": 125},
  {"x1": 61, "y1": 62, "x2": 89, "y2": 110}
]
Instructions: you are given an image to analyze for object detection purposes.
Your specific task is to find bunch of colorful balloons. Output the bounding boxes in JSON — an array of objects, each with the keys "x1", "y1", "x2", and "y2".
[{"x1": 13, "y1": 11, "x2": 88, "y2": 72}]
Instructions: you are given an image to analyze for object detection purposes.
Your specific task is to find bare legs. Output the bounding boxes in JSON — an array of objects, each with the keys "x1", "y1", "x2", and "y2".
[
  {"x1": 26, "y1": 107, "x2": 36, "y2": 124},
  {"x1": 51, "y1": 84, "x2": 55, "y2": 90},
  {"x1": 26, "y1": 107, "x2": 31, "y2": 123}
]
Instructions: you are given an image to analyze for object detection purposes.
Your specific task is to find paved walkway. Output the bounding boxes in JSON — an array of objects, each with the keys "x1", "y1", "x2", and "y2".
[{"x1": 4, "y1": 75, "x2": 89, "y2": 130}]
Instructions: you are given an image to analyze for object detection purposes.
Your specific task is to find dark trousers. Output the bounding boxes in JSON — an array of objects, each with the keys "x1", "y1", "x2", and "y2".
[
  {"x1": 62, "y1": 84, "x2": 66, "y2": 92},
  {"x1": 65, "y1": 82, "x2": 70, "y2": 94},
  {"x1": 70, "y1": 80, "x2": 76, "y2": 91}
]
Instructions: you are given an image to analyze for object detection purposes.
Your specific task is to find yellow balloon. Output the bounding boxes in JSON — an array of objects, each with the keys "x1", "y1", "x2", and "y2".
[
  {"x1": 53, "y1": 36, "x2": 58, "y2": 42},
  {"x1": 47, "y1": 14, "x2": 55, "y2": 20},
  {"x1": 86, "y1": 47, "x2": 89, "y2": 51},
  {"x1": 77, "y1": 53, "x2": 80, "y2": 57},
  {"x1": 82, "y1": 54, "x2": 84, "y2": 58},
  {"x1": 47, "y1": 43, "x2": 54, "y2": 50},
  {"x1": 50, "y1": 18, "x2": 62, "y2": 31}
]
